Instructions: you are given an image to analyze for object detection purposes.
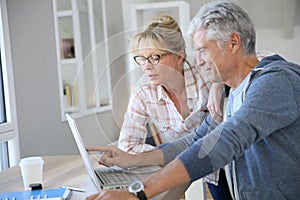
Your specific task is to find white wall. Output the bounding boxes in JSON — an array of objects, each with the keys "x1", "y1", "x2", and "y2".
[
  {"x1": 239, "y1": 0, "x2": 300, "y2": 64},
  {"x1": 256, "y1": 26, "x2": 300, "y2": 64},
  {"x1": 6, "y1": 0, "x2": 125, "y2": 158},
  {"x1": 122, "y1": 0, "x2": 300, "y2": 78}
]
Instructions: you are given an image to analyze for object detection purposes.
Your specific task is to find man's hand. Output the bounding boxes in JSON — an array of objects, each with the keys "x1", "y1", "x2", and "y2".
[
  {"x1": 86, "y1": 190, "x2": 137, "y2": 200},
  {"x1": 86, "y1": 146, "x2": 134, "y2": 168},
  {"x1": 207, "y1": 83, "x2": 224, "y2": 124},
  {"x1": 85, "y1": 158, "x2": 190, "y2": 200}
]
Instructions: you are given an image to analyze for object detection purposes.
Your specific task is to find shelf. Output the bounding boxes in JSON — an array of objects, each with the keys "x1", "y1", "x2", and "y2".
[
  {"x1": 60, "y1": 58, "x2": 76, "y2": 65},
  {"x1": 53, "y1": 0, "x2": 112, "y2": 120},
  {"x1": 64, "y1": 106, "x2": 80, "y2": 113},
  {"x1": 63, "y1": 105, "x2": 112, "y2": 121},
  {"x1": 57, "y1": 10, "x2": 73, "y2": 17}
]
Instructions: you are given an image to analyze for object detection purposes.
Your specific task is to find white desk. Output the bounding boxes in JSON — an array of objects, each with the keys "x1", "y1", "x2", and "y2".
[{"x1": 0, "y1": 155, "x2": 188, "y2": 199}]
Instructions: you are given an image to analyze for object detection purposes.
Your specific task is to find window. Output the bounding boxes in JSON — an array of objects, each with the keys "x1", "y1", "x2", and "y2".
[
  {"x1": 0, "y1": 49, "x2": 9, "y2": 171},
  {"x1": 0, "y1": 141, "x2": 9, "y2": 170},
  {"x1": 0, "y1": 0, "x2": 20, "y2": 171},
  {"x1": 0, "y1": 51, "x2": 6, "y2": 124}
]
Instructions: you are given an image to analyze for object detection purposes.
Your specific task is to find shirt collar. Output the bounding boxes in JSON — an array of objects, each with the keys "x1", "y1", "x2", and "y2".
[{"x1": 157, "y1": 85, "x2": 167, "y2": 101}]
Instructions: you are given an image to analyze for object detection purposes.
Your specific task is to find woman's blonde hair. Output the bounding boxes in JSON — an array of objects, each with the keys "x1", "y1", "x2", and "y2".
[{"x1": 130, "y1": 15, "x2": 186, "y2": 57}]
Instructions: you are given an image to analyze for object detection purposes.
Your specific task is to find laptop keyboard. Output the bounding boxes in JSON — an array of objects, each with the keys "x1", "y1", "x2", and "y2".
[{"x1": 95, "y1": 168, "x2": 138, "y2": 185}]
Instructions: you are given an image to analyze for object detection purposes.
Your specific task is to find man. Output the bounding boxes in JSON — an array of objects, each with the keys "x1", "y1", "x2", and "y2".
[{"x1": 86, "y1": 1, "x2": 300, "y2": 199}]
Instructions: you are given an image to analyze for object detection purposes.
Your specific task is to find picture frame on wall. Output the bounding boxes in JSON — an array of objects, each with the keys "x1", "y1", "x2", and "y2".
[{"x1": 61, "y1": 38, "x2": 75, "y2": 59}]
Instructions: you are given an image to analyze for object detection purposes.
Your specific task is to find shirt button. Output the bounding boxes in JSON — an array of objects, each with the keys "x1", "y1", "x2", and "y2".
[{"x1": 185, "y1": 121, "x2": 192, "y2": 129}]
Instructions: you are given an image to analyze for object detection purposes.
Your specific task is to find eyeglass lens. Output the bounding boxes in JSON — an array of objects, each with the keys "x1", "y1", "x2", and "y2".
[{"x1": 134, "y1": 54, "x2": 161, "y2": 66}]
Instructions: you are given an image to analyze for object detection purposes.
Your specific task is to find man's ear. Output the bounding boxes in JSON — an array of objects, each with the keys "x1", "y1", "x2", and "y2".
[{"x1": 230, "y1": 32, "x2": 241, "y2": 53}]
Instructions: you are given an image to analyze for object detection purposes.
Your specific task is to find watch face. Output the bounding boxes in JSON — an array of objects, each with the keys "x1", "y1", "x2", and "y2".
[
  {"x1": 129, "y1": 181, "x2": 144, "y2": 193},
  {"x1": 131, "y1": 182, "x2": 142, "y2": 190}
]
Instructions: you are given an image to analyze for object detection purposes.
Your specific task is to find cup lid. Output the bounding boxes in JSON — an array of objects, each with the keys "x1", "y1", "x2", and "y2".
[{"x1": 19, "y1": 156, "x2": 44, "y2": 166}]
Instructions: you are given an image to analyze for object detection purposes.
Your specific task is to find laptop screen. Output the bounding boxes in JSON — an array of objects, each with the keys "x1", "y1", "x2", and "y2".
[{"x1": 65, "y1": 113, "x2": 101, "y2": 190}]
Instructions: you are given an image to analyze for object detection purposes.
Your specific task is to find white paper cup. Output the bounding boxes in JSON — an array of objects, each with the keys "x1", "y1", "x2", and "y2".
[{"x1": 19, "y1": 156, "x2": 44, "y2": 190}]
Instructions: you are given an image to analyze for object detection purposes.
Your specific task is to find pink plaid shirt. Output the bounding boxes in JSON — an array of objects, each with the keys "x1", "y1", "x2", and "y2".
[{"x1": 118, "y1": 63, "x2": 209, "y2": 153}]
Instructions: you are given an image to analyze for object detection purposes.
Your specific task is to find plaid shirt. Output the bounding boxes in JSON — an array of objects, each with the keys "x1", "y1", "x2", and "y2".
[{"x1": 118, "y1": 63, "x2": 209, "y2": 153}]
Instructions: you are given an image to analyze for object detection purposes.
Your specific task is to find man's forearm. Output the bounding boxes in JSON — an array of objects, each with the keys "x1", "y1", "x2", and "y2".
[
  {"x1": 142, "y1": 158, "x2": 190, "y2": 198},
  {"x1": 131, "y1": 148, "x2": 165, "y2": 167}
]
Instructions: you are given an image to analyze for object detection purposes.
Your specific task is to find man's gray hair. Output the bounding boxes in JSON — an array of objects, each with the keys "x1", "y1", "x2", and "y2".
[{"x1": 188, "y1": 1, "x2": 256, "y2": 55}]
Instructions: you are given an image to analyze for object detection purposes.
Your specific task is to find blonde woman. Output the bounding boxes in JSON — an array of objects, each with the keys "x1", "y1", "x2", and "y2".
[{"x1": 118, "y1": 15, "x2": 223, "y2": 153}]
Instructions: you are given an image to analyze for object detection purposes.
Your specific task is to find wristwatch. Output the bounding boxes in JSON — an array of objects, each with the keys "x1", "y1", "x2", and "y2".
[{"x1": 128, "y1": 180, "x2": 147, "y2": 200}]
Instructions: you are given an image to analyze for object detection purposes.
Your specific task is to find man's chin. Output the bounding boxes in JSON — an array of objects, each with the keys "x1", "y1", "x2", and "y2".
[{"x1": 206, "y1": 75, "x2": 223, "y2": 83}]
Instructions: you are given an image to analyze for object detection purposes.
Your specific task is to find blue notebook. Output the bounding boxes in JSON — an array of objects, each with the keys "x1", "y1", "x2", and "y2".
[{"x1": 0, "y1": 187, "x2": 72, "y2": 199}]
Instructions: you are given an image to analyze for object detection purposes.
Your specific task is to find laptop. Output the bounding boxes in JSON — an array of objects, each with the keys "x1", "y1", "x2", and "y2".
[{"x1": 65, "y1": 113, "x2": 139, "y2": 190}]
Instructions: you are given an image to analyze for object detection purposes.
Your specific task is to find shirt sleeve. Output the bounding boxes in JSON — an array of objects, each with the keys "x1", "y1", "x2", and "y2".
[
  {"x1": 178, "y1": 67, "x2": 299, "y2": 181},
  {"x1": 118, "y1": 88, "x2": 155, "y2": 153}
]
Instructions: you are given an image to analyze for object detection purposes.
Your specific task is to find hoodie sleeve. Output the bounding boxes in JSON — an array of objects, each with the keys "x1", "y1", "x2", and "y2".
[
  {"x1": 159, "y1": 114, "x2": 218, "y2": 165},
  {"x1": 179, "y1": 65, "x2": 300, "y2": 181}
]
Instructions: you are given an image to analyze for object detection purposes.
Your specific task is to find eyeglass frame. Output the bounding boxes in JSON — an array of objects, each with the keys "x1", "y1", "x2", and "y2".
[{"x1": 133, "y1": 52, "x2": 173, "y2": 66}]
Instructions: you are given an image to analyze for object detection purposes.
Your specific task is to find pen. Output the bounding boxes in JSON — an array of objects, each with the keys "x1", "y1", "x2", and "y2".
[{"x1": 59, "y1": 185, "x2": 86, "y2": 192}]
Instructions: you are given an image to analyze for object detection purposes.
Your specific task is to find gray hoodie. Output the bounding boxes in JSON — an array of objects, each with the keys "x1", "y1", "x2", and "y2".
[{"x1": 160, "y1": 55, "x2": 300, "y2": 199}]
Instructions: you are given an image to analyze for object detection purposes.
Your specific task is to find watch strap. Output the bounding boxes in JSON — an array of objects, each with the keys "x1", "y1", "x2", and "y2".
[{"x1": 136, "y1": 190, "x2": 147, "y2": 200}]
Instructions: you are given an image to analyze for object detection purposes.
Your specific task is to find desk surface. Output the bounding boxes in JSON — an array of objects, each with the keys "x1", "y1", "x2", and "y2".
[
  {"x1": 0, "y1": 155, "x2": 95, "y2": 199},
  {"x1": 0, "y1": 155, "x2": 187, "y2": 200}
]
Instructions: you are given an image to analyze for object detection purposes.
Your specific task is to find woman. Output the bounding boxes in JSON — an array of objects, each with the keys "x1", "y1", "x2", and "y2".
[{"x1": 118, "y1": 15, "x2": 223, "y2": 153}]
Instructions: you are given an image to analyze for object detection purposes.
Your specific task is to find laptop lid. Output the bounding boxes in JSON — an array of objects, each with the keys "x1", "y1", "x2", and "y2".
[{"x1": 65, "y1": 113, "x2": 102, "y2": 190}]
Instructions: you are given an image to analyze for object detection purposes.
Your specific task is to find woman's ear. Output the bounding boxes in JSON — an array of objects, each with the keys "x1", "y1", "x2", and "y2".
[{"x1": 176, "y1": 50, "x2": 185, "y2": 65}]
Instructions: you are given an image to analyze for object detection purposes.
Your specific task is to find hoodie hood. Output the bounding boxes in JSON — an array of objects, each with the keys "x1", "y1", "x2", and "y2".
[{"x1": 250, "y1": 54, "x2": 300, "y2": 81}]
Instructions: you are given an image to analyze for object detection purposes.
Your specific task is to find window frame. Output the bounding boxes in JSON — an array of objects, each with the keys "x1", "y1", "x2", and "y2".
[{"x1": 0, "y1": 0, "x2": 20, "y2": 169}]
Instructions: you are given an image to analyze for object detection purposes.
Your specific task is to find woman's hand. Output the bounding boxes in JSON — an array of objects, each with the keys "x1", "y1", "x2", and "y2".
[
  {"x1": 207, "y1": 83, "x2": 224, "y2": 124},
  {"x1": 86, "y1": 146, "x2": 134, "y2": 168},
  {"x1": 86, "y1": 190, "x2": 137, "y2": 200}
]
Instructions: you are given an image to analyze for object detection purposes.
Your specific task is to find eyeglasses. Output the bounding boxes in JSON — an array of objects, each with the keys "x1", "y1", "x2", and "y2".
[{"x1": 133, "y1": 52, "x2": 172, "y2": 66}]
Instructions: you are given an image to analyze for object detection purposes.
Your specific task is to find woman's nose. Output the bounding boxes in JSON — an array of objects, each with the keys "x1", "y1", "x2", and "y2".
[
  {"x1": 197, "y1": 57, "x2": 205, "y2": 67},
  {"x1": 143, "y1": 61, "x2": 154, "y2": 70}
]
